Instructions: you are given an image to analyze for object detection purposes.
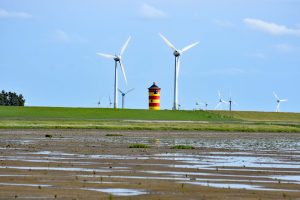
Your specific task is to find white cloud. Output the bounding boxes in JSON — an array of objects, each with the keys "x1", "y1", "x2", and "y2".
[
  {"x1": 244, "y1": 18, "x2": 300, "y2": 36},
  {"x1": 139, "y1": 3, "x2": 167, "y2": 19},
  {"x1": 0, "y1": 8, "x2": 32, "y2": 19}
]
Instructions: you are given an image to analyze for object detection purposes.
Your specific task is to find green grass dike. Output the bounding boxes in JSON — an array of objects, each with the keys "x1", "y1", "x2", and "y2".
[{"x1": 0, "y1": 106, "x2": 300, "y2": 132}]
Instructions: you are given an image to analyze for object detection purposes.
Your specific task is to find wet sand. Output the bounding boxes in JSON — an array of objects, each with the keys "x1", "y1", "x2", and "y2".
[{"x1": 0, "y1": 129, "x2": 300, "y2": 199}]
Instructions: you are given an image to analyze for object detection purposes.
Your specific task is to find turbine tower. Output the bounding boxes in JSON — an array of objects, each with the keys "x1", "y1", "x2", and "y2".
[
  {"x1": 159, "y1": 33, "x2": 199, "y2": 110},
  {"x1": 97, "y1": 98, "x2": 101, "y2": 107},
  {"x1": 118, "y1": 88, "x2": 134, "y2": 109},
  {"x1": 195, "y1": 101, "x2": 200, "y2": 110},
  {"x1": 96, "y1": 36, "x2": 131, "y2": 109},
  {"x1": 215, "y1": 91, "x2": 228, "y2": 110},
  {"x1": 201, "y1": 101, "x2": 208, "y2": 111},
  {"x1": 229, "y1": 97, "x2": 232, "y2": 111},
  {"x1": 195, "y1": 101, "x2": 208, "y2": 111},
  {"x1": 108, "y1": 96, "x2": 113, "y2": 108},
  {"x1": 228, "y1": 95, "x2": 237, "y2": 111},
  {"x1": 273, "y1": 92, "x2": 288, "y2": 112}
]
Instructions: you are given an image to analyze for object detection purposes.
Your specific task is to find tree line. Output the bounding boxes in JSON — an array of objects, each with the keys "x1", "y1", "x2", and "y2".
[{"x1": 0, "y1": 90, "x2": 25, "y2": 106}]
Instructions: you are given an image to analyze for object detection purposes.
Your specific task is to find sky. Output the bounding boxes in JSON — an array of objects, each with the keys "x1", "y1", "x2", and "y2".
[{"x1": 0, "y1": 0, "x2": 300, "y2": 112}]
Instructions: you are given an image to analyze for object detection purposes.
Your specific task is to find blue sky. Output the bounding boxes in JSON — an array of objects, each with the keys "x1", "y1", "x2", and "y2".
[{"x1": 1, "y1": 0, "x2": 300, "y2": 112}]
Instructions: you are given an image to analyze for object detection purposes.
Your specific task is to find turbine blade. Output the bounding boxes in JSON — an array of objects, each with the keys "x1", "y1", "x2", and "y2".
[
  {"x1": 218, "y1": 91, "x2": 221, "y2": 99},
  {"x1": 273, "y1": 92, "x2": 280, "y2": 100},
  {"x1": 118, "y1": 88, "x2": 123, "y2": 94},
  {"x1": 215, "y1": 102, "x2": 221, "y2": 110},
  {"x1": 125, "y1": 88, "x2": 135, "y2": 94},
  {"x1": 280, "y1": 99, "x2": 288, "y2": 102},
  {"x1": 96, "y1": 53, "x2": 115, "y2": 59},
  {"x1": 222, "y1": 100, "x2": 229, "y2": 104},
  {"x1": 181, "y1": 41, "x2": 199, "y2": 53},
  {"x1": 119, "y1": 61, "x2": 127, "y2": 85},
  {"x1": 120, "y1": 36, "x2": 131, "y2": 56},
  {"x1": 159, "y1": 33, "x2": 177, "y2": 52}
]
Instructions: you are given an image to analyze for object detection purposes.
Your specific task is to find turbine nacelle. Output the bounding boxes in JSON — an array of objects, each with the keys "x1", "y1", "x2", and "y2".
[
  {"x1": 114, "y1": 55, "x2": 121, "y2": 62},
  {"x1": 173, "y1": 50, "x2": 181, "y2": 57}
]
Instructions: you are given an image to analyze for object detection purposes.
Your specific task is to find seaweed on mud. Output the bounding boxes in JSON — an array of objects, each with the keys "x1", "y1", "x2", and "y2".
[
  {"x1": 128, "y1": 144, "x2": 149, "y2": 148},
  {"x1": 171, "y1": 145, "x2": 195, "y2": 149}
]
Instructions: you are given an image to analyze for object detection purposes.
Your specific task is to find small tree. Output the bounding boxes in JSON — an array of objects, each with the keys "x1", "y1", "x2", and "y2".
[{"x1": 0, "y1": 90, "x2": 25, "y2": 106}]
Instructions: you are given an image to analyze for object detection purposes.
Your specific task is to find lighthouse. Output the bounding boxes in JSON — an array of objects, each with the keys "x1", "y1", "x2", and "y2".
[{"x1": 148, "y1": 82, "x2": 161, "y2": 110}]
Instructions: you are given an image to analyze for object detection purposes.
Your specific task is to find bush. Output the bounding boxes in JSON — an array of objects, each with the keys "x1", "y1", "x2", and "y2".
[
  {"x1": 128, "y1": 144, "x2": 149, "y2": 148},
  {"x1": 105, "y1": 133, "x2": 123, "y2": 136},
  {"x1": 45, "y1": 134, "x2": 53, "y2": 138},
  {"x1": 171, "y1": 145, "x2": 195, "y2": 149}
]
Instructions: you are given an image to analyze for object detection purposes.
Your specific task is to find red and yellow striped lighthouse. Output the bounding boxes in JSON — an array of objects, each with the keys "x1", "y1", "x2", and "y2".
[{"x1": 148, "y1": 82, "x2": 161, "y2": 110}]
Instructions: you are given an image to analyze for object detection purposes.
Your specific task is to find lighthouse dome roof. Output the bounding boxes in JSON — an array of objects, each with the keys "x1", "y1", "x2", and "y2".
[{"x1": 148, "y1": 82, "x2": 160, "y2": 89}]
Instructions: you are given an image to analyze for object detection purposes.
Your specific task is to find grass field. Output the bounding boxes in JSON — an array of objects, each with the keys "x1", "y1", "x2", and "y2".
[
  {"x1": 0, "y1": 106, "x2": 299, "y2": 132},
  {"x1": 214, "y1": 110, "x2": 300, "y2": 123},
  {"x1": 0, "y1": 106, "x2": 230, "y2": 121}
]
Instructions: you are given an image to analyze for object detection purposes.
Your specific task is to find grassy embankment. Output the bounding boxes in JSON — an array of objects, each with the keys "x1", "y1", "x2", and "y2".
[{"x1": 0, "y1": 106, "x2": 300, "y2": 132}]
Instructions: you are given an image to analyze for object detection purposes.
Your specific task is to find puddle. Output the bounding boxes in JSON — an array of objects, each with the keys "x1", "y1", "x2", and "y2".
[
  {"x1": 20, "y1": 151, "x2": 76, "y2": 156},
  {"x1": 0, "y1": 166, "x2": 121, "y2": 173},
  {"x1": 182, "y1": 181, "x2": 299, "y2": 192},
  {"x1": 142, "y1": 170, "x2": 212, "y2": 176},
  {"x1": 19, "y1": 197, "x2": 53, "y2": 199},
  {"x1": 157, "y1": 153, "x2": 300, "y2": 169},
  {"x1": 95, "y1": 136, "x2": 300, "y2": 151},
  {"x1": 5, "y1": 140, "x2": 34, "y2": 144},
  {"x1": 142, "y1": 170, "x2": 280, "y2": 180},
  {"x1": 0, "y1": 174, "x2": 32, "y2": 177},
  {"x1": 18, "y1": 151, "x2": 150, "y2": 160},
  {"x1": 195, "y1": 178, "x2": 276, "y2": 183},
  {"x1": 271, "y1": 175, "x2": 300, "y2": 182},
  {"x1": 80, "y1": 175, "x2": 190, "y2": 181},
  {"x1": 83, "y1": 188, "x2": 147, "y2": 196},
  {"x1": 0, "y1": 182, "x2": 51, "y2": 187},
  {"x1": 86, "y1": 181, "x2": 125, "y2": 184}
]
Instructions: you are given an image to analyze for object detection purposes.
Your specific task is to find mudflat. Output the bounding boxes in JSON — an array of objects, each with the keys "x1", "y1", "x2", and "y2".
[{"x1": 0, "y1": 129, "x2": 300, "y2": 199}]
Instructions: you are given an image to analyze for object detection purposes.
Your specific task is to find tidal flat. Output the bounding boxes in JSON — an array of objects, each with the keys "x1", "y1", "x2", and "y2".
[{"x1": 0, "y1": 129, "x2": 300, "y2": 199}]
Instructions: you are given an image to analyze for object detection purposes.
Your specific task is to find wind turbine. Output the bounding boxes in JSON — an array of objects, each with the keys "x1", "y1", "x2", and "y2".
[
  {"x1": 118, "y1": 88, "x2": 134, "y2": 109},
  {"x1": 273, "y1": 92, "x2": 288, "y2": 112},
  {"x1": 159, "y1": 33, "x2": 199, "y2": 110},
  {"x1": 215, "y1": 91, "x2": 228, "y2": 110},
  {"x1": 195, "y1": 101, "x2": 208, "y2": 111},
  {"x1": 195, "y1": 100, "x2": 200, "y2": 110},
  {"x1": 97, "y1": 98, "x2": 101, "y2": 107},
  {"x1": 228, "y1": 92, "x2": 238, "y2": 111},
  {"x1": 96, "y1": 36, "x2": 131, "y2": 109},
  {"x1": 203, "y1": 102, "x2": 208, "y2": 111},
  {"x1": 228, "y1": 97, "x2": 238, "y2": 111},
  {"x1": 108, "y1": 96, "x2": 113, "y2": 108}
]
